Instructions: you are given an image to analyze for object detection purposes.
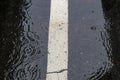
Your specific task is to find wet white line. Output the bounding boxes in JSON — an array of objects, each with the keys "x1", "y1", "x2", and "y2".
[{"x1": 46, "y1": 0, "x2": 68, "y2": 80}]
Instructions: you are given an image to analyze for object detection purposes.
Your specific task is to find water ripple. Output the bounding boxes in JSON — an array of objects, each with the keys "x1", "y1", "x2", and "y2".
[
  {"x1": 5, "y1": 31, "x2": 42, "y2": 80},
  {"x1": 5, "y1": 63, "x2": 41, "y2": 80},
  {"x1": 3, "y1": 0, "x2": 42, "y2": 79},
  {"x1": 88, "y1": 62, "x2": 112, "y2": 80}
]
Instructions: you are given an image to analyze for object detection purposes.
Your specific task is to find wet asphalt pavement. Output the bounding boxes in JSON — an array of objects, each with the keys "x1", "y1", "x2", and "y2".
[{"x1": 0, "y1": 0, "x2": 120, "y2": 80}]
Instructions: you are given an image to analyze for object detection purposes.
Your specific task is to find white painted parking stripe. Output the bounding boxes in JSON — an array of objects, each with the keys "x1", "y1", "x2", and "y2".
[{"x1": 46, "y1": 0, "x2": 68, "y2": 80}]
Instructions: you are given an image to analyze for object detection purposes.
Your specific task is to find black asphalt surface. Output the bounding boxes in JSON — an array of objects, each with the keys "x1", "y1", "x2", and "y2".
[{"x1": 0, "y1": 0, "x2": 120, "y2": 80}]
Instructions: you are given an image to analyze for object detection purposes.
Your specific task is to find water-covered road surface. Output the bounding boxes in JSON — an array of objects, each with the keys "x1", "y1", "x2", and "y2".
[
  {"x1": 0, "y1": 0, "x2": 50, "y2": 79},
  {"x1": 0, "y1": 0, "x2": 120, "y2": 80}
]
